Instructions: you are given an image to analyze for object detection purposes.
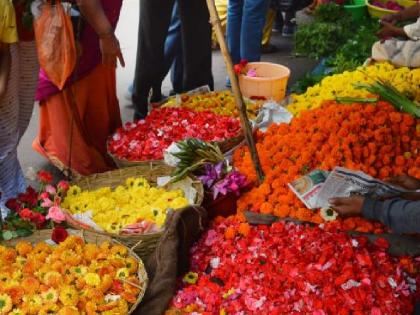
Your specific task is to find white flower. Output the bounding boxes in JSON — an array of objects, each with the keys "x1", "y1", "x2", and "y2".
[
  {"x1": 25, "y1": 167, "x2": 37, "y2": 181},
  {"x1": 210, "y1": 257, "x2": 220, "y2": 269},
  {"x1": 320, "y1": 208, "x2": 338, "y2": 222},
  {"x1": 163, "y1": 142, "x2": 182, "y2": 167}
]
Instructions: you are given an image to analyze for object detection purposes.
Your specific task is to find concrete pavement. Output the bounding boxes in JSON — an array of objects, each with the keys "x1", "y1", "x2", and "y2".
[{"x1": 17, "y1": 0, "x2": 317, "y2": 181}]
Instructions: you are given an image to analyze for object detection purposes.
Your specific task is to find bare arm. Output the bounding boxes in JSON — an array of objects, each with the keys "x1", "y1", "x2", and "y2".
[
  {"x1": 382, "y1": 3, "x2": 420, "y2": 23},
  {"x1": 76, "y1": 0, "x2": 125, "y2": 67}
]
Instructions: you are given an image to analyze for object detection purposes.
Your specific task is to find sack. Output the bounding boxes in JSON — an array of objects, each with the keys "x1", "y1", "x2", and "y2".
[
  {"x1": 34, "y1": 0, "x2": 76, "y2": 90},
  {"x1": 134, "y1": 206, "x2": 208, "y2": 315}
]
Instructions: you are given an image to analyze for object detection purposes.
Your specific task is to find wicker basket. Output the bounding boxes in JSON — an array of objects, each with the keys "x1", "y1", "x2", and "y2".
[
  {"x1": 1, "y1": 229, "x2": 148, "y2": 314},
  {"x1": 64, "y1": 164, "x2": 204, "y2": 260}
]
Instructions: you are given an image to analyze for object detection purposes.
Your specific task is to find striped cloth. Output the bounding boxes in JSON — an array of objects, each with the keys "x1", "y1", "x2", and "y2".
[
  {"x1": 372, "y1": 18, "x2": 420, "y2": 68},
  {"x1": 0, "y1": 41, "x2": 39, "y2": 216}
]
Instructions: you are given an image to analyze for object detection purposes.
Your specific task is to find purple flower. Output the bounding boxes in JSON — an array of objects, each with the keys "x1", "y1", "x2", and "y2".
[
  {"x1": 197, "y1": 162, "x2": 225, "y2": 188},
  {"x1": 212, "y1": 171, "x2": 247, "y2": 199}
]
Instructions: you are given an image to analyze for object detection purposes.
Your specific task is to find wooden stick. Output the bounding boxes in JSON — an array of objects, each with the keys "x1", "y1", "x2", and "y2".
[
  {"x1": 120, "y1": 278, "x2": 143, "y2": 290},
  {"x1": 206, "y1": 0, "x2": 264, "y2": 184}
]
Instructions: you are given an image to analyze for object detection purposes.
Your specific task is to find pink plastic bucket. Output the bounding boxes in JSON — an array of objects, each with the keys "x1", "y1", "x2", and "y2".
[{"x1": 239, "y1": 62, "x2": 290, "y2": 102}]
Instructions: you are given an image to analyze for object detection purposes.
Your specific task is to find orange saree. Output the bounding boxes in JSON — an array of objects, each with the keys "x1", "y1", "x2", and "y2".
[{"x1": 33, "y1": 64, "x2": 122, "y2": 177}]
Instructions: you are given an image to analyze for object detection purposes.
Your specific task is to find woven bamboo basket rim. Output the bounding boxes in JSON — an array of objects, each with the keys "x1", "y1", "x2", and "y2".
[
  {"x1": 1, "y1": 229, "x2": 148, "y2": 314},
  {"x1": 63, "y1": 165, "x2": 204, "y2": 239}
]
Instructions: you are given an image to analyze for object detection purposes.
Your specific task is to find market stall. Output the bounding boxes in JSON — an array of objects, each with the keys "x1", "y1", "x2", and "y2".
[{"x1": 1, "y1": 0, "x2": 419, "y2": 314}]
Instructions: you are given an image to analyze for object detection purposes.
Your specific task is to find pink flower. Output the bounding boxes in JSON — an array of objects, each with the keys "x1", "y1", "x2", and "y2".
[
  {"x1": 46, "y1": 206, "x2": 66, "y2": 223},
  {"x1": 39, "y1": 192, "x2": 49, "y2": 200},
  {"x1": 45, "y1": 185, "x2": 56, "y2": 195},
  {"x1": 57, "y1": 180, "x2": 70, "y2": 191},
  {"x1": 41, "y1": 198, "x2": 53, "y2": 208},
  {"x1": 246, "y1": 68, "x2": 257, "y2": 77}
]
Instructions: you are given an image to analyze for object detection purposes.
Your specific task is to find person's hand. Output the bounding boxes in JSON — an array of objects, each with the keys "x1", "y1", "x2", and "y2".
[
  {"x1": 386, "y1": 175, "x2": 420, "y2": 190},
  {"x1": 328, "y1": 196, "x2": 365, "y2": 216},
  {"x1": 377, "y1": 21, "x2": 406, "y2": 41},
  {"x1": 99, "y1": 33, "x2": 125, "y2": 68},
  {"x1": 381, "y1": 13, "x2": 400, "y2": 24}
]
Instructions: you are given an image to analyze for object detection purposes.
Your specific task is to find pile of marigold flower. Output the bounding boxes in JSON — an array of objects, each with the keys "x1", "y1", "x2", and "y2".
[
  {"x1": 62, "y1": 177, "x2": 189, "y2": 234},
  {"x1": 288, "y1": 62, "x2": 420, "y2": 116},
  {"x1": 234, "y1": 101, "x2": 420, "y2": 232},
  {"x1": 0, "y1": 236, "x2": 143, "y2": 314},
  {"x1": 162, "y1": 91, "x2": 262, "y2": 120},
  {"x1": 167, "y1": 220, "x2": 420, "y2": 314},
  {"x1": 108, "y1": 108, "x2": 241, "y2": 161}
]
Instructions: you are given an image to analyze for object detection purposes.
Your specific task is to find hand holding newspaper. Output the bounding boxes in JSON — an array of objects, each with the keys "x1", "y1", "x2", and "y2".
[{"x1": 288, "y1": 167, "x2": 412, "y2": 210}]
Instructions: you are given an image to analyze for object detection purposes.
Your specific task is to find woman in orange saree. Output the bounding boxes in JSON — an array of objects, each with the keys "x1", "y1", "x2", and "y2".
[{"x1": 33, "y1": 0, "x2": 125, "y2": 177}]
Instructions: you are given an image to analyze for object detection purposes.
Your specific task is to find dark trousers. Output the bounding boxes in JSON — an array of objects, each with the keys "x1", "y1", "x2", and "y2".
[{"x1": 133, "y1": 0, "x2": 214, "y2": 120}]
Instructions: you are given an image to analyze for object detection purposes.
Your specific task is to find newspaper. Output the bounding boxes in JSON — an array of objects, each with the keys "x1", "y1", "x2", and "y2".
[
  {"x1": 288, "y1": 170, "x2": 329, "y2": 209},
  {"x1": 289, "y1": 167, "x2": 410, "y2": 210},
  {"x1": 315, "y1": 167, "x2": 409, "y2": 209}
]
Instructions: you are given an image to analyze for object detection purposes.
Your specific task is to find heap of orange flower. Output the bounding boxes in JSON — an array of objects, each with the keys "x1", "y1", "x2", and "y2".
[
  {"x1": 0, "y1": 236, "x2": 143, "y2": 314},
  {"x1": 234, "y1": 101, "x2": 420, "y2": 232}
]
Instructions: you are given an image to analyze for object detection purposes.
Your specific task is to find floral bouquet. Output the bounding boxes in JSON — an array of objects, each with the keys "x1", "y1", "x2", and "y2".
[
  {"x1": 164, "y1": 139, "x2": 249, "y2": 217},
  {"x1": 2, "y1": 170, "x2": 69, "y2": 241}
]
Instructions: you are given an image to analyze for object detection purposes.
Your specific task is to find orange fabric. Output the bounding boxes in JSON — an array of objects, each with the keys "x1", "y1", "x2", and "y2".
[{"x1": 33, "y1": 64, "x2": 122, "y2": 176}]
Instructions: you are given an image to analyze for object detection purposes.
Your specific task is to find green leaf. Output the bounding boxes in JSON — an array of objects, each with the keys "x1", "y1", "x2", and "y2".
[
  {"x1": 16, "y1": 229, "x2": 33, "y2": 237},
  {"x1": 2, "y1": 231, "x2": 14, "y2": 241}
]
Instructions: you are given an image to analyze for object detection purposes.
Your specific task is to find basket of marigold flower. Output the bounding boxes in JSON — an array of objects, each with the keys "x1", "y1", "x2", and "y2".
[
  {"x1": 0, "y1": 228, "x2": 148, "y2": 314},
  {"x1": 61, "y1": 164, "x2": 204, "y2": 261},
  {"x1": 107, "y1": 107, "x2": 245, "y2": 169}
]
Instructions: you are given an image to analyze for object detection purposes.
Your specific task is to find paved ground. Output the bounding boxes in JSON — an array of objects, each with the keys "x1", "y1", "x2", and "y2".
[{"x1": 17, "y1": 0, "x2": 317, "y2": 181}]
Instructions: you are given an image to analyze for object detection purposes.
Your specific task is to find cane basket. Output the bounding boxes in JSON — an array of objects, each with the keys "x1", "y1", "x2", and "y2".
[
  {"x1": 63, "y1": 164, "x2": 203, "y2": 260},
  {"x1": 1, "y1": 229, "x2": 148, "y2": 314}
]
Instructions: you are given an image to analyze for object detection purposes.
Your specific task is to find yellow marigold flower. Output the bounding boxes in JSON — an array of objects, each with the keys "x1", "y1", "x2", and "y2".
[
  {"x1": 57, "y1": 306, "x2": 80, "y2": 315},
  {"x1": 41, "y1": 288, "x2": 58, "y2": 303},
  {"x1": 67, "y1": 186, "x2": 82, "y2": 197},
  {"x1": 183, "y1": 272, "x2": 198, "y2": 284},
  {"x1": 84, "y1": 273, "x2": 101, "y2": 286},
  {"x1": 0, "y1": 294, "x2": 12, "y2": 313},
  {"x1": 38, "y1": 304, "x2": 59, "y2": 315},
  {"x1": 116, "y1": 268, "x2": 129, "y2": 279},
  {"x1": 59, "y1": 286, "x2": 79, "y2": 306},
  {"x1": 8, "y1": 309, "x2": 26, "y2": 315}
]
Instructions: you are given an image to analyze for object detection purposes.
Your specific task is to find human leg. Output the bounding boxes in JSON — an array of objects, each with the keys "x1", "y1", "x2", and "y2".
[
  {"x1": 0, "y1": 44, "x2": 25, "y2": 214},
  {"x1": 165, "y1": 0, "x2": 184, "y2": 93},
  {"x1": 282, "y1": 10, "x2": 296, "y2": 37},
  {"x1": 227, "y1": 0, "x2": 244, "y2": 64},
  {"x1": 133, "y1": 0, "x2": 173, "y2": 120},
  {"x1": 178, "y1": 0, "x2": 213, "y2": 91},
  {"x1": 17, "y1": 41, "x2": 38, "y2": 140},
  {"x1": 241, "y1": 0, "x2": 271, "y2": 62}
]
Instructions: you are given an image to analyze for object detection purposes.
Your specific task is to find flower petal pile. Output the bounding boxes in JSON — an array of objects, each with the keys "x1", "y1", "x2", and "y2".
[
  {"x1": 0, "y1": 236, "x2": 143, "y2": 314},
  {"x1": 234, "y1": 101, "x2": 419, "y2": 232},
  {"x1": 62, "y1": 177, "x2": 189, "y2": 234},
  {"x1": 288, "y1": 62, "x2": 420, "y2": 116},
  {"x1": 162, "y1": 91, "x2": 262, "y2": 119},
  {"x1": 108, "y1": 108, "x2": 242, "y2": 161},
  {"x1": 169, "y1": 220, "x2": 420, "y2": 314}
]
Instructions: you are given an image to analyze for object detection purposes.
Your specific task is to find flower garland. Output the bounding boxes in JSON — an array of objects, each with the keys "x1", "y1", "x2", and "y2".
[
  {"x1": 168, "y1": 220, "x2": 420, "y2": 314},
  {"x1": 288, "y1": 62, "x2": 420, "y2": 116},
  {"x1": 233, "y1": 101, "x2": 419, "y2": 232},
  {"x1": 108, "y1": 108, "x2": 242, "y2": 161},
  {"x1": 0, "y1": 235, "x2": 142, "y2": 314},
  {"x1": 62, "y1": 177, "x2": 190, "y2": 234}
]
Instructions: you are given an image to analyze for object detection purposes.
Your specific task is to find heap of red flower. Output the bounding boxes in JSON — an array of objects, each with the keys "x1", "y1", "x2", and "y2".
[
  {"x1": 108, "y1": 108, "x2": 242, "y2": 161},
  {"x1": 169, "y1": 220, "x2": 420, "y2": 314}
]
